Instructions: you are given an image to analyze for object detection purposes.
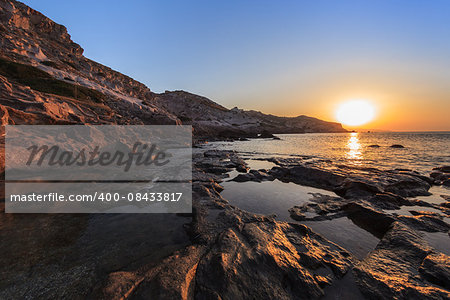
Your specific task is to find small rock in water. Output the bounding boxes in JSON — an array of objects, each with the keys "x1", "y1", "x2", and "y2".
[
  {"x1": 288, "y1": 207, "x2": 307, "y2": 221},
  {"x1": 368, "y1": 144, "x2": 380, "y2": 148},
  {"x1": 258, "y1": 130, "x2": 275, "y2": 138},
  {"x1": 434, "y1": 166, "x2": 450, "y2": 173},
  {"x1": 429, "y1": 170, "x2": 450, "y2": 185},
  {"x1": 390, "y1": 144, "x2": 405, "y2": 148}
]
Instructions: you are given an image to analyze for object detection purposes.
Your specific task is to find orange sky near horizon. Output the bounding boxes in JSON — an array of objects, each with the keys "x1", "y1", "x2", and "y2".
[{"x1": 230, "y1": 68, "x2": 450, "y2": 132}]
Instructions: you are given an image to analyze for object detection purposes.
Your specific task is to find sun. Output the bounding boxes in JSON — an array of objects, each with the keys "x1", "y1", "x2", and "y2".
[{"x1": 335, "y1": 100, "x2": 376, "y2": 126}]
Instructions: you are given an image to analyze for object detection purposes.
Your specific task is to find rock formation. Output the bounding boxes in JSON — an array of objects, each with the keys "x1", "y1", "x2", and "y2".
[
  {"x1": 0, "y1": 0, "x2": 346, "y2": 138},
  {"x1": 2, "y1": 1, "x2": 448, "y2": 299}
]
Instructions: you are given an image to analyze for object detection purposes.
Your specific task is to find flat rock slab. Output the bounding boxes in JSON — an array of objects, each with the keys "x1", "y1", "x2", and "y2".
[{"x1": 354, "y1": 222, "x2": 450, "y2": 299}]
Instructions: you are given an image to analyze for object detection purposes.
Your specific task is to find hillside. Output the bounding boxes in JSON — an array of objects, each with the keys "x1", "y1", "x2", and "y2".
[{"x1": 0, "y1": 0, "x2": 346, "y2": 138}]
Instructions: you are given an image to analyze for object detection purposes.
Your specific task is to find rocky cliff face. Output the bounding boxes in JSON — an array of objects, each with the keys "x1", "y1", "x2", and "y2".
[
  {"x1": 153, "y1": 91, "x2": 347, "y2": 138},
  {"x1": 0, "y1": 0, "x2": 178, "y2": 126},
  {"x1": 0, "y1": 0, "x2": 346, "y2": 136}
]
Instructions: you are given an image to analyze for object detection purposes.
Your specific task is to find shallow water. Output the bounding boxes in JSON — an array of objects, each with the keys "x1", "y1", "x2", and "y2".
[
  {"x1": 423, "y1": 232, "x2": 450, "y2": 256},
  {"x1": 413, "y1": 185, "x2": 450, "y2": 205},
  {"x1": 244, "y1": 159, "x2": 277, "y2": 170},
  {"x1": 219, "y1": 154, "x2": 450, "y2": 260},
  {"x1": 221, "y1": 177, "x2": 379, "y2": 259},
  {"x1": 210, "y1": 132, "x2": 450, "y2": 173},
  {"x1": 0, "y1": 211, "x2": 191, "y2": 290},
  {"x1": 302, "y1": 218, "x2": 380, "y2": 260},
  {"x1": 212, "y1": 133, "x2": 450, "y2": 259}
]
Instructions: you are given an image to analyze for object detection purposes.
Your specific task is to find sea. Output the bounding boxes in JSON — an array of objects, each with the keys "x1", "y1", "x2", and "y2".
[
  {"x1": 205, "y1": 132, "x2": 450, "y2": 259},
  {"x1": 209, "y1": 131, "x2": 450, "y2": 174}
]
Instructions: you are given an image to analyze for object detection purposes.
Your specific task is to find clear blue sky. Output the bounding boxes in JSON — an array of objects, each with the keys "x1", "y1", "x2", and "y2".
[{"x1": 22, "y1": 0, "x2": 450, "y2": 130}]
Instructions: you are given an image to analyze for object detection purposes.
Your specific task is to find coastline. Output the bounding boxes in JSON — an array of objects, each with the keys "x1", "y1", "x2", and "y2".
[
  {"x1": 3, "y1": 141, "x2": 449, "y2": 298},
  {"x1": 0, "y1": 0, "x2": 449, "y2": 298}
]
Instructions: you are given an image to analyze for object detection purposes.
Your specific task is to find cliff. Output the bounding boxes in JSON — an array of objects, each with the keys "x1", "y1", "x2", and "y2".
[
  {"x1": 0, "y1": 0, "x2": 346, "y2": 136},
  {"x1": 153, "y1": 91, "x2": 347, "y2": 138}
]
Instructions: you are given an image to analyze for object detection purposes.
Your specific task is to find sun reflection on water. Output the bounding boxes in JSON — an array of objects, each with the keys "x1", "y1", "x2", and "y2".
[{"x1": 346, "y1": 132, "x2": 362, "y2": 161}]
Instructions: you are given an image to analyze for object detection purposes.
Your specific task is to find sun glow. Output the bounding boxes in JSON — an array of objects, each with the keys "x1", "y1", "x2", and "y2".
[
  {"x1": 346, "y1": 132, "x2": 362, "y2": 161},
  {"x1": 335, "y1": 100, "x2": 376, "y2": 126}
]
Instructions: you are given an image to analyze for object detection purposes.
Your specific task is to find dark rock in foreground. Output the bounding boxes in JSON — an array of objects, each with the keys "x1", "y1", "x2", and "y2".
[
  {"x1": 194, "y1": 222, "x2": 353, "y2": 299},
  {"x1": 354, "y1": 222, "x2": 450, "y2": 299},
  {"x1": 419, "y1": 253, "x2": 450, "y2": 290}
]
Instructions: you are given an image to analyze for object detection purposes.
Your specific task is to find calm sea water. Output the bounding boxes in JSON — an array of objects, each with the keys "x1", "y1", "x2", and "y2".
[
  {"x1": 210, "y1": 132, "x2": 450, "y2": 258},
  {"x1": 210, "y1": 132, "x2": 450, "y2": 174}
]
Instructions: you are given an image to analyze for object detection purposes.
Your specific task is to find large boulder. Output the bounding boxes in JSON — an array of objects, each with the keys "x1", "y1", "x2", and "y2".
[
  {"x1": 194, "y1": 222, "x2": 353, "y2": 300},
  {"x1": 354, "y1": 222, "x2": 450, "y2": 299}
]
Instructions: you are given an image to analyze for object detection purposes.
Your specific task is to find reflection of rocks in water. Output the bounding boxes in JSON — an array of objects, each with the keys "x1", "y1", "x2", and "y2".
[
  {"x1": 231, "y1": 169, "x2": 274, "y2": 182},
  {"x1": 214, "y1": 150, "x2": 450, "y2": 298},
  {"x1": 343, "y1": 202, "x2": 395, "y2": 238},
  {"x1": 289, "y1": 193, "x2": 348, "y2": 221},
  {"x1": 2, "y1": 147, "x2": 449, "y2": 299}
]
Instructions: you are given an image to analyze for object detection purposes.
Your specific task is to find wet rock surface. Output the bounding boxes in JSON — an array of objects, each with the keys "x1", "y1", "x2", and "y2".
[
  {"x1": 354, "y1": 222, "x2": 450, "y2": 299},
  {"x1": 266, "y1": 157, "x2": 433, "y2": 198},
  {"x1": 430, "y1": 166, "x2": 450, "y2": 186},
  {"x1": 189, "y1": 150, "x2": 449, "y2": 299},
  {"x1": 193, "y1": 222, "x2": 353, "y2": 299},
  {"x1": 1, "y1": 145, "x2": 449, "y2": 299},
  {"x1": 419, "y1": 252, "x2": 450, "y2": 290},
  {"x1": 0, "y1": 0, "x2": 448, "y2": 297},
  {"x1": 289, "y1": 193, "x2": 348, "y2": 221},
  {"x1": 91, "y1": 150, "x2": 360, "y2": 299},
  {"x1": 213, "y1": 152, "x2": 450, "y2": 299}
]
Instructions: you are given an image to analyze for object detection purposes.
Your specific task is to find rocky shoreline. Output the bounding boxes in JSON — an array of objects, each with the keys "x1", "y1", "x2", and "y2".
[
  {"x1": 0, "y1": 0, "x2": 449, "y2": 298},
  {"x1": 109, "y1": 147, "x2": 449, "y2": 299},
  {"x1": 186, "y1": 148, "x2": 449, "y2": 299},
  {"x1": 1, "y1": 144, "x2": 449, "y2": 299}
]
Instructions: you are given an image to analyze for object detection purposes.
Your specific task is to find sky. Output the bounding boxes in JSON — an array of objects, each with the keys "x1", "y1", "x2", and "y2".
[{"x1": 23, "y1": 0, "x2": 450, "y2": 131}]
